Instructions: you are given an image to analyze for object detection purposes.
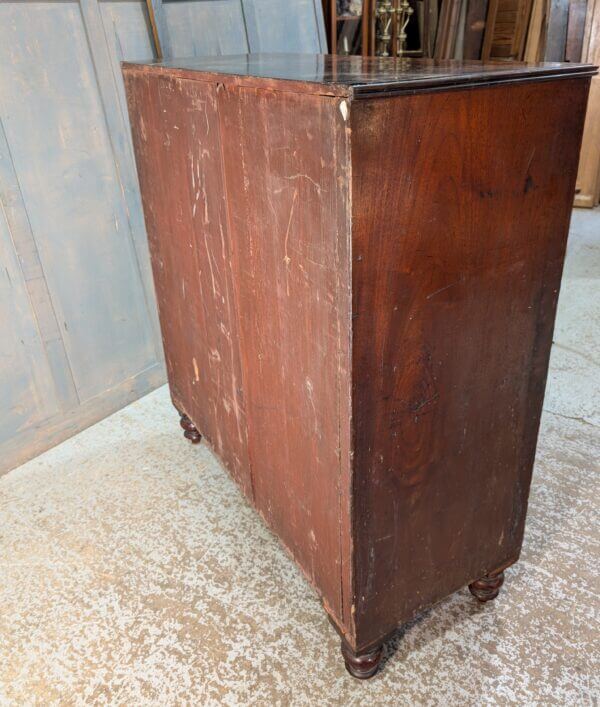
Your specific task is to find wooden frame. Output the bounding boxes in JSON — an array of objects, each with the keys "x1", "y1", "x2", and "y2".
[{"x1": 145, "y1": 0, "x2": 171, "y2": 59}]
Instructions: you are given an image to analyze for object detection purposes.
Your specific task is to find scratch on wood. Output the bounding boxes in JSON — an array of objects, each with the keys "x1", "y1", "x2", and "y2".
[
  {"x1": 283, "y1": 173, "x2": 322, "y2": 193},
  {"x1": 283, "y1": 189, "x2": 299, "y2": 295},
  {"x1": 426, "y1": 280, "x2": 461, "y2": 299}
]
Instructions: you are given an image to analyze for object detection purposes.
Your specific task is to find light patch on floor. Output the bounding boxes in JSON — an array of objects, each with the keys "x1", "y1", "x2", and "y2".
[{"x1": 1, "y1": 209, "x2": 598, "y2": 705}]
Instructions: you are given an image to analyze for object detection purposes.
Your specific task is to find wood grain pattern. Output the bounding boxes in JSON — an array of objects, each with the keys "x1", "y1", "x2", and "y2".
[
  {"x1": 349, "y1": 77, "x2": 590, "y2": 649},
  {"x1": 218, "y1": 84, "x2": 352, "y2": 620},
  {"x1": 125, "y1": 68, "x2": 352, "y2": 622},
  {"x1": 124, "y1": 55, "x2": 592, "y2": 665},
  {"x1": 124, "y1": 73, "x2": 253, "y2": 495}
]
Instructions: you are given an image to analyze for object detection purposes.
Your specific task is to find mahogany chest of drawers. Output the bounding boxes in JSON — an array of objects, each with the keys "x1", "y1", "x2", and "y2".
[{"x1": 123, "y1": 54, "x2": 594, "y2": 678}]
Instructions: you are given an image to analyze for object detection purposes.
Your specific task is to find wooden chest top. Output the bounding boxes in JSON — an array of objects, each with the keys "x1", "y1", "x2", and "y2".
[{"x1": 123, "y1": 53, "x2": 596, "y2": 98}]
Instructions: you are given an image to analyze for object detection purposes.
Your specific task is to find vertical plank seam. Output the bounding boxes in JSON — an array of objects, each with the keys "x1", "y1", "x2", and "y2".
[
  {"x1": 214, "y1": 81, "x2": 257, "y2": 504},
  {"x1": 342, "y1": 98, "x2": 356, "y2": 639}
]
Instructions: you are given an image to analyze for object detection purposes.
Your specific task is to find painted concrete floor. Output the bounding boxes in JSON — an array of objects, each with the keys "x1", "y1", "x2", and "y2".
[{"x1": 1, "y1": 209, "x2": 598, "y2": 706}]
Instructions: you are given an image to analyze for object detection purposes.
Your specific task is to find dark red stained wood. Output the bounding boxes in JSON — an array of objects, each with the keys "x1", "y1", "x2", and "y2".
[
  {"x1": 125, "y1": 66, "x2": 353, "y2": 626},
  {"x1": 350, "y1": 77, "x2": 590, "y2": 650},
  {"x1": 124, "y1": 73, "x2": 252, "y2": 496},
  {"x1": 217, "y1": 85, "x2": 352, "y2": 623}
]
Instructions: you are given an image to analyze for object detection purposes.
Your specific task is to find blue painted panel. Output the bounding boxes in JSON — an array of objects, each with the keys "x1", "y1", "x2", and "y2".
[
  {"x1": 0, "y1": 2, "x2": 158, "y2": 402},
  {"x1": 100, "y1": 0, "x2": 157, "y2": 61},
  {"x1": 242, "y1": 0, "x2": 325, "y2": 53},
  {"x1": 0, "y1": 179, "x2": 58, "y2": 442},
  {"x1": 0, "y1": 0, "x2": 324, "y2": 472},
  {"x1": 164, "y1": 0, "x2": 249, "y2": 55}
]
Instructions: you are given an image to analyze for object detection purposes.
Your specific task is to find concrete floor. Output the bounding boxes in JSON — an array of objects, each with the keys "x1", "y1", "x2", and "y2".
[{"x1": 1, "y1": 209, "x2": 598, "y2": 705}]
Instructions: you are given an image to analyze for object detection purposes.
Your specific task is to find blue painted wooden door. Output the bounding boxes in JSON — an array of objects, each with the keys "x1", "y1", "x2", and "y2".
[{"x1": 0, "y1": 0, "x2": 326, "y2": 473}]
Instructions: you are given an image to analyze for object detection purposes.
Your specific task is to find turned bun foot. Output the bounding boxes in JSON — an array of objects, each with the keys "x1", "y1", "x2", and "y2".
[
  {"x1": 469, "y1": 571, "x2": 505, "y2": 602},
  {"x1": 179, "y1": 413, "x2": 202, "y2": 444},
  {"x1": 341, "y1": 640, "x2": 383, "y2": 680}
]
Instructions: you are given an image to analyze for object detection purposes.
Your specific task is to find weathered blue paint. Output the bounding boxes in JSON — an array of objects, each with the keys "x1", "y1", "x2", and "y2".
[{"x1": 0, "y1": 0, "x2": 325, "y2": 474}]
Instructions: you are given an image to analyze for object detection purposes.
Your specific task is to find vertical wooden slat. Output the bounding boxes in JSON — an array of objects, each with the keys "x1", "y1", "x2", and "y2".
[
  {"x1": 586, "y1": 0, "x2": 600, "y2": 63},
  {"x1": 574, "y1": 77, "x2": 600, "y2": 206},
  {"x1": 217, "y1": 82, "x2": 351, "y2": 621},
  {"x1": 524, "y1": 0, "x2": 547, "y2": 62},
  {"x1": 80, "y1": 0, "x2": 163, "y2": 359},
  {"x1": 100, "y1": 1, "x2": 156, "y2": 61},
  {"x1": 575, "y1": 0, "x2": 600, "y2": 206},
  {"x1": 146, "y1": 0, "x2": 171, "y2": 58},
  {"x1": 565, "y1": 0, "x2": 587, "y2": 61},
  {"x1": 582, "y1": 0, "x2": 597, "y2": 58},
  {"x1": 435, "y1": 0, "x2": 464, "y2": 59},
  {"x1": 313, "y1": 0, "x2": 329, "y2": 51},
  {"x1": 544, "y1": 0, "x2": 570, "y2": 60},
  {"x1": 463, "y1": 0, "x2": 489, "y2": 59}
]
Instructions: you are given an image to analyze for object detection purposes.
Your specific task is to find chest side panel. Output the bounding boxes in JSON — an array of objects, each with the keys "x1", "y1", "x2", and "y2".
[
  {"x1": 350, "y1": 78, "x2": 589, "y2": 648},
  {"x1": 218, "y1": 85, "x2": 352, "y2": 621},
  {"x1": 124, "y1": 72, "x2": 252, "y2": 495}
]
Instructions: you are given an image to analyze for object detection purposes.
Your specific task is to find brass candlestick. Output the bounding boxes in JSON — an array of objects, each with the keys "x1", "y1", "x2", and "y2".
[
  {"x1": 374, "y1": 0, "x2": 414, "y2": 57},
  {"x1": 375, "y1": 0, "x2": 394, "y2": 57},
  {"x1": 395, "y1": 0, "x2": 414, "y2": 57}
]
